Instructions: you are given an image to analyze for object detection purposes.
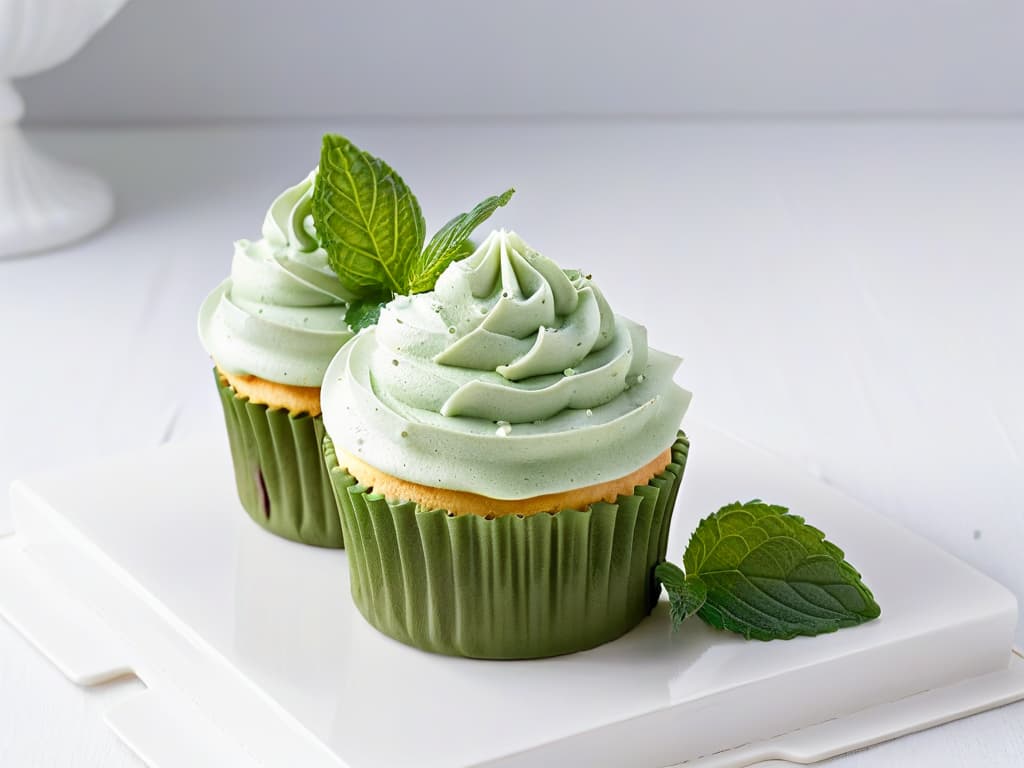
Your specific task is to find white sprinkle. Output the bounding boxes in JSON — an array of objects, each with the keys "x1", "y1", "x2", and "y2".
[
  {"x1": 495, "y1": 421, "x2": 512, "y2": 437},
  {"x1": 585, "y1": 409, "x2": 593, "y2": 416},
  {"x1": 563, "y1": 367, "x2": 575, "y2": 376}
]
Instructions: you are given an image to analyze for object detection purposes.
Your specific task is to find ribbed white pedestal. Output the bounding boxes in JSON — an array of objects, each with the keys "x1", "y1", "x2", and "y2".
[
  {"x1": 0, "y1": 0, "x2": 129, "y2": 257},
  {"x1": 0, "y1": 121, "x2": 113, "y2": 258}
]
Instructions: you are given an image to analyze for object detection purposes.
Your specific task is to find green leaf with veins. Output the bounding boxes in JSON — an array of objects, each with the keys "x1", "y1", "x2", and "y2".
[
  {"x1": 407, "y1": 189, "x2": 514, "y2": 294},
  {"x1": 661, "y1": 500, "x2": 880, "y2": 641},
  {"x1": 312, "y1": 134, "x2": 426, "y2": 298},
  {"x1": 344, "y1": 296, "x2": 387, "y2": 333},
  {"x1": 655, "y1": 561, "x2": 707, "y2": 631},
  {"x1": 311, "y1": 135, "x2": 514, "y2": 327},
  {"x1": 454, "y1": 237, "x2": 477, "y2": 258}
]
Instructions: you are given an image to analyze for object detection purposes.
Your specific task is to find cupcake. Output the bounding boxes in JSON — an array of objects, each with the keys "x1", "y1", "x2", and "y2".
[
  {"x1": 199, "y1": 169, "x2": 356, "y2": 547},
  {"x1": 321, "y1": 229, "x2": 692, "y2": 658}
]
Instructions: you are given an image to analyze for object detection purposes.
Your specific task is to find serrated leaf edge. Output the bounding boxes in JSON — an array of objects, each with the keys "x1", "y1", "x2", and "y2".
[
  {"x1": 313, "y1": 134, "x2": 426, "y2": 297},
  {"x1": 683, "y1": 500, "x2": 882, "y2": 641}
]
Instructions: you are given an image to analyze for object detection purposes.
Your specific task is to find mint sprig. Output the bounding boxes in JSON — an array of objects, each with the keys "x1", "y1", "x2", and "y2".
[
  {"x1": 408, "y1": 189, "x2": 515, "y2": 294},
  {"x1": 312, "y1": 134, "x2": 513, "y2": 307},
  {"x1": 657, "y1": 500, "x2": 881, "y2": 640}
]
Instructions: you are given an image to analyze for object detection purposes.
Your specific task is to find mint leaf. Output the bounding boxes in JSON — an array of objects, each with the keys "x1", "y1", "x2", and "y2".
[
  {"x1": 682, "y1": 500, "x2": 880, "y2": 641},
  {"x1": 655, "y1": 562, "x2": 707, "y2": 631},
  {"x1": 407, "y1": 189, "x2": 514, "y2": 294},
  {"x1": 454, "y1": 237, "x2": 477, "y2": 258},
  {"x1": 310, "y1": 134, "x2": 514, "y2": 300},
  {"x1": 313, "y1": 134, "x2": 426, "y2": 298},
  {"x1": 344, "y1": 296, "x2": 386, "y2": 333}
]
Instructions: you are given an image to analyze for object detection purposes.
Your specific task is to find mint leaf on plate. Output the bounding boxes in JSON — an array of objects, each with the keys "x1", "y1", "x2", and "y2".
[
  {"x1": 408, "y1": 188, "x2": 514, "y2": 294},
  {"x1": 659, "y1": 500, "x2": 880, "y2": 641},
  {"x1": 313, "y1": 134, "x2": 426, "y2": 298},
  {"x1": 655, "y1": 561, "x2": 707, "y2": 631}
]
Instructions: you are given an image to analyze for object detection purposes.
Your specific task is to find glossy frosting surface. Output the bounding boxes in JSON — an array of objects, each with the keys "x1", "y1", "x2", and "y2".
[{"x1": 322, "y1": 230, "x2": 691, "y2": 499}]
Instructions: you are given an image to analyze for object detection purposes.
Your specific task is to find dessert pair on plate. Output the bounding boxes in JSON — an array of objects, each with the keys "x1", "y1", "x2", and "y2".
[{"x1": 199, "y1": 136, "x2": 692, "y2": 659}]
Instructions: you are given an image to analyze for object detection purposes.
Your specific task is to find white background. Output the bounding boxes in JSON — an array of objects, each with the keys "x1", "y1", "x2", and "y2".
[{"x1": 4, "y1": 3, "x2": 1024, "y2": 767}]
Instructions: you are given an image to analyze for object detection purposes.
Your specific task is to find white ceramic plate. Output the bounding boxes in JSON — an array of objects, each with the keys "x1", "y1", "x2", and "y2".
[{"x1": 0, "y1": 419, "x2": 1021, "y2": 767}]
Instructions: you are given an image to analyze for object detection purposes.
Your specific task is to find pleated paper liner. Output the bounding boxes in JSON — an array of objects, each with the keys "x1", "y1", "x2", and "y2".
[
  {"x1": 215, "y1": 370, "x2": 344, "y2": 548},
  {"x1": 324, "y1": 432, "x2": 689, "y2": 659}
]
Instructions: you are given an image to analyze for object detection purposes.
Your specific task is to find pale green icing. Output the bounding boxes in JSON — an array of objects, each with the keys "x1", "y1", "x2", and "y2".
[
  {"x1": 198, "y1": 170, "x2": 355, "y2": 387},
  {"x1": 321, "y1": 229, "x2": 691, "y2": 500}
]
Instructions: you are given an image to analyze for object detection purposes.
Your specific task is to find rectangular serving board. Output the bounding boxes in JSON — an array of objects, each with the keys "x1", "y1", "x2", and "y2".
[{"x1": 1, "y1": 420, "x2": 1022, "y2": 768}]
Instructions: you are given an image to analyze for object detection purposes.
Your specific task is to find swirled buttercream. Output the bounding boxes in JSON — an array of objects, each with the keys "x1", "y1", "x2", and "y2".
[
  {"x1": 198, "y1": 170, "x2": 355, "y2": 387},
  {"x1": 321, "y1": 229, "x2": 691, "y2": 499}
]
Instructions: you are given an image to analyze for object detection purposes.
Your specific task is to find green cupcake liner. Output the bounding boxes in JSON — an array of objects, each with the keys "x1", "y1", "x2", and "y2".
[
  {"x1": 215, "y1": 370, "x2": 343, "y2": 548},
  {"x1": 324, "y1": 432, "x2": 689, "y2": 658}
]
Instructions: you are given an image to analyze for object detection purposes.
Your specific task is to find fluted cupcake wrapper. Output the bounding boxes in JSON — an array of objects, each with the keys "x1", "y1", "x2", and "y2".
[
  {"x1": 323, "y1": 432, "x2": 689, "y2": 659},
  {"x1": 215, "y1": 370, "x2": 344, "y2": 548}
]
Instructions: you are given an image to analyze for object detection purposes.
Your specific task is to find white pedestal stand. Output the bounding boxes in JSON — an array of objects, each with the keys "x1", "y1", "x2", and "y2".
[{"x1": 0, "y1": 0, "x2": 128, "y2": 259}]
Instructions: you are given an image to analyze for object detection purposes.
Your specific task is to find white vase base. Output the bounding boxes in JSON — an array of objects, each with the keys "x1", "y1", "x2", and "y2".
[{"x1": 0, "y1": 127, "x2": 113, "y2": 259}]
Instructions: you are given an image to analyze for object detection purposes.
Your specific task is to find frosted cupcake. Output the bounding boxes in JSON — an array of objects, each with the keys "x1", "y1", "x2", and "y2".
[
  {"x1": 199, "y1": 170, "x2": 356, "y2": 547},
  {"x1": 322, "y1": 229, "x2": 691, "y2": 658}
]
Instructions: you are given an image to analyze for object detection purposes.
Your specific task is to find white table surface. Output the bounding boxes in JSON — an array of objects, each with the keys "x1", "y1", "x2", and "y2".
[{"x1": 1, "y1": 119, "x2": 1022, "y2": 766}]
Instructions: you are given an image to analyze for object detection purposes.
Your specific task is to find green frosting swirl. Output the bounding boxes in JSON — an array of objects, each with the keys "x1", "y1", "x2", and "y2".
[
  {"x1": 198, "y1": 170, "x2": 355, "y2": 387},
  {"x1": 321, "y1": 229, "x2": 691, "y2": 500},
  {"x1": 374, "y1": 230, "x2": 640, "y2": 422}
]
